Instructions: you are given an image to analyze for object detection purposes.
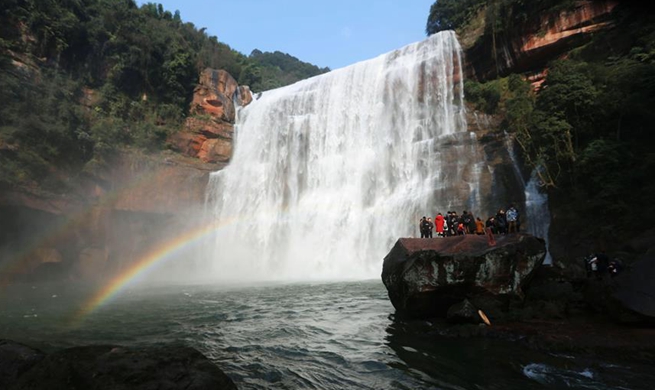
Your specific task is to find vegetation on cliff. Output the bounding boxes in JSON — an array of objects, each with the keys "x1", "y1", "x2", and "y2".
[
  {"x1": 0, "y1": 0, "x2": 327, "y2": 190},
  {"x1": 428, "y1": 0, "x2": 655, "y2": 244}
]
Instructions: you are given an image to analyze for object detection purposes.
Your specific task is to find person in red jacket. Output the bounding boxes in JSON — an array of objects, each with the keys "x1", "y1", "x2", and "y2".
[{"x1": 435, "y1": 213, "x2": 445, "y2": 237}]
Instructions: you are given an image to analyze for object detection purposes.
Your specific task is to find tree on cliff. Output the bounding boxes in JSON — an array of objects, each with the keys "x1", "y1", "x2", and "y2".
[
  {"x1": 438, "y1": 0, "x2": 655, "y2": 242},
  {"x1": 0, "y1": 0, "x2": 328, "y2": 190}
]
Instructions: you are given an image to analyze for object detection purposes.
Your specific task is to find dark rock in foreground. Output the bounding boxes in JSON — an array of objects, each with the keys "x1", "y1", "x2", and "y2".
[
  {"x1": 1, "y1": 340, "x2": 237, "y2": 390},
  {"x1": 584, "y1": 254, "x2": 655, "y2": 323},
  {"x1": 0, "y1": 341, "x2": 45, "y2": 389},
  {"x1": 382, "y1": 234, "x2": 546, "y2": 319}
]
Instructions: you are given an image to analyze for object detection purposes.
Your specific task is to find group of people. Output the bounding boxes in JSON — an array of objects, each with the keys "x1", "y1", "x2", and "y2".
[
  {"x1": 418, "y1": 205, "x2": 521, "y2": 238},
  {"x1": 584, "y1": 251, "x2": 623, "y2": 279}
]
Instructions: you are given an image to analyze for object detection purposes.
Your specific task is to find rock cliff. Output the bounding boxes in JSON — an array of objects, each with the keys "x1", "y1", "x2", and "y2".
[
  {"x1": 0, "y1": 68, "x2": 252, "y2": 283},
  {"x1": 463, "y1": 0, "x2": 619, "y2": 83},
  {"x1": 168, "y1": 68, "x2": 252, "y2": 163}
]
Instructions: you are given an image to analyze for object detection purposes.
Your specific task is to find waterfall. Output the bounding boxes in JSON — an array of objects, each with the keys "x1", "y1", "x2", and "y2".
[
  {"x1": 505, "y1": 132, "x2": 553, "y2": 265},
  {"x1": 524, "y1": 170, "x2": 553, "y2": 265},
  {"x1": 205, "y1": 31, "x2": 469, "y2": 281}
]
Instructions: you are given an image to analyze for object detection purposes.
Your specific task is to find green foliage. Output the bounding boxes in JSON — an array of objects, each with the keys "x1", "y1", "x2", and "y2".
[
  {"x1": 426, "y1": 0, "x2": 486, "y2": 35},
  {"x1": 464, "y1": 79, "x2": 503, "y2": 114},
  {"x1": 481, "y1": 4, "x2": 655, "y2": 235},
  {"x1": 0, "y1": 0, "x2": 327, "y2": 189},
  {"x1": 243, "y1": 50, "x2": 329, "y2": 92}
]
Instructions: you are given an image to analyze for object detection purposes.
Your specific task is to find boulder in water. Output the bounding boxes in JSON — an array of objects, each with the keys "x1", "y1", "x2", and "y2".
[{"x1": 382, "y1": 234, "x2": 546, "y2": 319}]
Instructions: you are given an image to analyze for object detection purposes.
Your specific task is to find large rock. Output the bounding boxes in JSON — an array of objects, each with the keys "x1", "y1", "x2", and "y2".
[
  {"x1": 580, "y1": 255, "x2": 655, "y2": 324},
  {"x1": 169, "y1": 68, "x2": 251, "y2": 163},
  {"x1": 0, "y1": 341, "x2": 44, "y2": 389},
  {"x1": 382, "y1": 234, "x2": 546, "y2": 318},
  {"x1": 8, "y1": 343, "x2": 237, "y2": 390}
]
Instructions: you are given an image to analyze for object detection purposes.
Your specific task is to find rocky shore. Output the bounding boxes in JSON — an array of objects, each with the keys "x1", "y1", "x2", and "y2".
[{"x1": 0, "y1": 340, "x2": 237, "y2": 390}]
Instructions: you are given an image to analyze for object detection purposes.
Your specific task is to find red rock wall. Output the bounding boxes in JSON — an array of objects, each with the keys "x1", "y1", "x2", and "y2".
[
  {"x1": 465, "y1": 0, "x2": 619, "y2": 81},
  {"x1": 169, "y1": 68, "x2": 253, "y2": 164}
]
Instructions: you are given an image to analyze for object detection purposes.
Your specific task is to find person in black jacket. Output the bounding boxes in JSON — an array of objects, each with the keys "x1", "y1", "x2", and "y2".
[
  {"x1": 419, "y1": 217, "x2": 427, "y2": 238},
  {"x1": 426, "y1": 217, "x2": 434, "y2": 238}
]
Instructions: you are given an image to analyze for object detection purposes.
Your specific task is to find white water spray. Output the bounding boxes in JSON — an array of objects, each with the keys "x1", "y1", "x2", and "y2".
[
  {"x1": 524, "y1": 170, "x2": 553, "y2": 265},
  {"x1": 205, "y1": 32, "x2": 468, "y2": 281},
  {"x1": 505, "y1": 132, "x2": 553, "y2": 265}
]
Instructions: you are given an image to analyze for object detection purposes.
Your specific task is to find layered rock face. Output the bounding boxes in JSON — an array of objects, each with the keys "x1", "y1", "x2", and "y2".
[
  {"x1": 382, "y1": 234, "x2": 546, "y2": 318},
  {"x1": 465, "y1": 0, "x2": 619, "y2": 83},
  {"x1": 169, "y1": 69, "x2": 252, "y2": 163},
  {"x1": 0, "y1": 151, "x2": 214, "y2": 283}
]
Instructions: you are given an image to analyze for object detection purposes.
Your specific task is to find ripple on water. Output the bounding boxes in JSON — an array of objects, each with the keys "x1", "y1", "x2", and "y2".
[{"x1": 1, "y1": 280, "x2": 654, "y2": 390}]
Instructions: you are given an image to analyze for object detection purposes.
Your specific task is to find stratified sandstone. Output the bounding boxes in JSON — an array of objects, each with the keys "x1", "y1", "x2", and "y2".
[
  {"x1": 169, "y1": 68, "x2": 252, "y2": 163},
  {"x1": 382, "y1": 234, "x2": 546, "y2": 318},
  {"x1": 464, "y1": 0, "x2": 619, "y2": 82}
]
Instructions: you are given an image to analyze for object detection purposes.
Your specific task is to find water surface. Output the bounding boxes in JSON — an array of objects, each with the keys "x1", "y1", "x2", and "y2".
[{"x1": 0, "y1": 280, "x2": 651, "y2": 389}]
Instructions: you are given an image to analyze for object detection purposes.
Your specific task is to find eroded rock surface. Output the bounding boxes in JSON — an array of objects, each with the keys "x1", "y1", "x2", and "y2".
[{"x1": 169, "y1": 68, "x2": 252, "y2": 163}]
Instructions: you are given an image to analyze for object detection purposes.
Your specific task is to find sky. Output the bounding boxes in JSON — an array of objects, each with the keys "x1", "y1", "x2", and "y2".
[{"x1": 135, "y1": 0, "x2": 436, "y2": 70}]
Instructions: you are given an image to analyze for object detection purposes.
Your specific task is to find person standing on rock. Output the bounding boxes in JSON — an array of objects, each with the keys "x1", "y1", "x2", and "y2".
[
  {"x1": 419, "y1": 217, "x2": 427, "y2": 238},
  {"x1": 486, "y1": 216, "x2": 496, "y2": 234},
  {"x1": 495, "y1": 209, "x2": 507, "y2": 235},
  {"x1": 475, "y1": 217, "x2": 485, "y2": 235},
  {"x1": 506, "y1": 205, "x2": 518, "y2": 233},
  {"x1": 426, "y1": 217, "x2": 434, "y2": 238},
  {"x1": 435, "y1": 213, "x2": 445, "y2": 237}
]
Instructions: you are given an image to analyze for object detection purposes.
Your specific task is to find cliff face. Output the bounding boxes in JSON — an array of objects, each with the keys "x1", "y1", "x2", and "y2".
[
  {"x1": 0, "y1": 151, "x2": 215, "y2": 282},
  {"x1": 0, "y1": 69, "x2": 252, "y2": 284},
  {"x1": 168, "y1": 69, "x2": 252, "y2": 164},
  {"x1": 463, "y1": 0, "x2": 619, "y2": 83}
]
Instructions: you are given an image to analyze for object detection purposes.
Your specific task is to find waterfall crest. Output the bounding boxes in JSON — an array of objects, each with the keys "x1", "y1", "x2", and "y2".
[{"x1": 205, "y1": 31, "x2": 467, "y2": 281}]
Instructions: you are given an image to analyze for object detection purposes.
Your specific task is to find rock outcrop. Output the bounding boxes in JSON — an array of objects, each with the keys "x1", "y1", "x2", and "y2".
[
  {"x1": 582, "y1": 254, "x2": 655, "y2": 323},
  {"x1": 169, "y1": 68, "x2": 253, "y2": 163},
  {"x1": 0, "y1": 340, "x2": 237, "y2": 390},
  {"x1": 382, "y1": 234, "x2": 546, "y2": 319},
  {"x1": 464, "y1": 0, "x2": 619, "y2": 82}
]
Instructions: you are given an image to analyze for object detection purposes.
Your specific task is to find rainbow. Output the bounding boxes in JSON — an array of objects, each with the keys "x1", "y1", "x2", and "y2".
[
  {"x1": 0, "y1": 167, "x2": 165, "y2": 278},
  {"x1": 71, "y1": 218, "x2": 233, "y2": 325}
]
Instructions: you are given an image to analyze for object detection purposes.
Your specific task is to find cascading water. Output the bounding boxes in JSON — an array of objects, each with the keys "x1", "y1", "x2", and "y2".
[
  {"x1": 205, "y1": 31, "x2": 470, "y2": 281},
  {"x1": 505, "y1": 132, "x2": 553, "y2": 265},
  {"x1": 524, "y1": 170, "x2": 553, "y2": 265}
]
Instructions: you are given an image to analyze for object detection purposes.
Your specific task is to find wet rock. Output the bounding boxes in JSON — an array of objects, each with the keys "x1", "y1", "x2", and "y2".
[
  {"x1": 446, "y1": 299, "x2": 480, "y2": 324},
  {"x1": 0, "y1": 340, "x2": 44, "y2": 389},
  {"x1": 9, "y1": 344, "x2": 237, "y2": 390},
  {"x1": 381, "y1": 234, "x2": 546, "y2": 319},
  {"x1": 612, "y1": 254, "x2": 655, "y2": 322}
]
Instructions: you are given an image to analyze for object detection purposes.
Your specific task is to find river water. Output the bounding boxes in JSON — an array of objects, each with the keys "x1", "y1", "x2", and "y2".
[{"x1": 1, "y1": 280, "x2": 652, "y2": 389}]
